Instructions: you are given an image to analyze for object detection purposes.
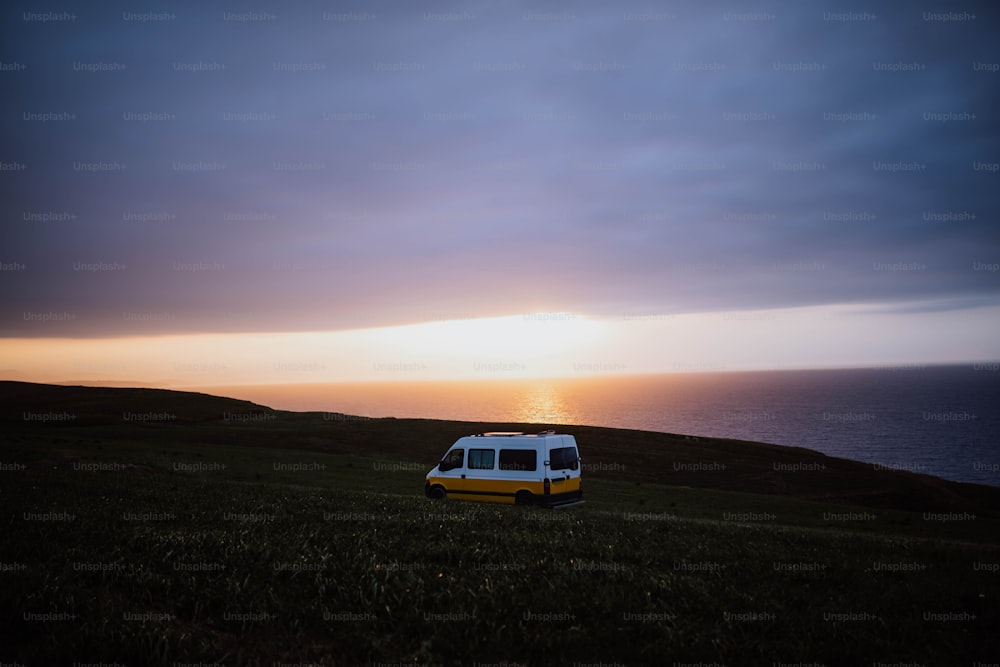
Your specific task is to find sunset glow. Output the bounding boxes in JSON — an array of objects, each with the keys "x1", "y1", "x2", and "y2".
[
  {"x1": 2, "y1": 0, "x2": 998, "y2": 387},
  {"x1": 3, "y1": 304, "x2": 998, "y2": 388},
  {"x1": 3, "y1": 3, "x2": 999, "y2": 663}
]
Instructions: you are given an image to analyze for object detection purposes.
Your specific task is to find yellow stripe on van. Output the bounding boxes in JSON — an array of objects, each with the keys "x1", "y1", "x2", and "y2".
[
  {"x1": 427, "y1": 476, "x2": 546, "y2": 503},
  {"x1": 426, "y1": 477, "x2": 582, "y2": 504}
]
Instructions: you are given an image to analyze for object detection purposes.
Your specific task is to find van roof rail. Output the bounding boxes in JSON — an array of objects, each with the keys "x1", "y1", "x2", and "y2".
[
  {"x1": 478, "y1": 431, "x2": 524, "y2": 437},
  {"x1": 538, "y1": 430, "x2": 556, "y2": 435}
]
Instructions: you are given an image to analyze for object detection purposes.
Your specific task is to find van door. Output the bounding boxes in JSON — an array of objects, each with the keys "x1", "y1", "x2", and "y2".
[
  {"x1": 434, "y1": 446, "x2": 499, "y2": 501},
  {"x1": 545, "y1": 438, "x2": 582, "y2": 504},
  {"x1": 433, "y1": 447, "x2": 465, "y2": 495},
  {"x1": 461, "y1": 447, "x2": 500, "y2": 501},
  {"x1": 497, "y1": 447, "x2": 542, "y2": 503}
]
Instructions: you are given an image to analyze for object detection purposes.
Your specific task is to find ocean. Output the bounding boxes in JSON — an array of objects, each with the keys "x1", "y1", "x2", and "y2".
[{"x1": 188, "y1": 364, "x2": 1000, "y2": 487}]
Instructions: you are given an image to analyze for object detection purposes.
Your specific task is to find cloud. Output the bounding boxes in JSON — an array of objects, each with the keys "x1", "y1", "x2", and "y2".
[{"x1": 2, "y1": 0, "x2": 998, "y2": 337}]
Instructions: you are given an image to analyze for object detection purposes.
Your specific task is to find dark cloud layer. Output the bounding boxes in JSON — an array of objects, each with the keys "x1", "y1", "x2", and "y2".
[{"x1": 2, "y1": 0, "x2": 998, "y2": 336}]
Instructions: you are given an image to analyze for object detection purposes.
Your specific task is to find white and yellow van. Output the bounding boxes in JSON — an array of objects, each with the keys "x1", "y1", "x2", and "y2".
[{"x1": 424, "y1": 431, "x2": 583, "y2": 507}]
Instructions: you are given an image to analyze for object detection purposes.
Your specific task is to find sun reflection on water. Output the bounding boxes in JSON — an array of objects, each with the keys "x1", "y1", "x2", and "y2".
[{"x1": 511, "y1": 382, "x2": 578, "y2": 425}]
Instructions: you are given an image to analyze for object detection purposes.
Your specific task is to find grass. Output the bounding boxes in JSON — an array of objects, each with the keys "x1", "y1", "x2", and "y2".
[{"x1": 1, "y1": 381, "x2": 999, "y2": 665}]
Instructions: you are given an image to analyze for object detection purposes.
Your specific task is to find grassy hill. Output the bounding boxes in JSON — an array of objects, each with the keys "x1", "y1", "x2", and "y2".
[
  {"x1": 1, "y1": 381, "x2": 998, "y2": 665},
  {"x1": 4, "y1": 380, "x2": 997, "y2": 515}
]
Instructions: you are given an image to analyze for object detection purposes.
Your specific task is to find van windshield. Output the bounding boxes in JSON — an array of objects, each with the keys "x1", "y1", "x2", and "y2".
[{"x1": 549, "y1": 446, "x2": 579, "y2": 471}]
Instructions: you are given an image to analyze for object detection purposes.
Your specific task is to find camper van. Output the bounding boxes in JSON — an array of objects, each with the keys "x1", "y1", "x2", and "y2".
[{"x1": 424, "y1": 431, "x2": 583, "y2": 507}]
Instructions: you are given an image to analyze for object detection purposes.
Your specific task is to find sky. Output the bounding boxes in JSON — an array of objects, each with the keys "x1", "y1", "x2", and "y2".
[{"x1": 1, "y1": 0, "x2": 999, "y2": 385}]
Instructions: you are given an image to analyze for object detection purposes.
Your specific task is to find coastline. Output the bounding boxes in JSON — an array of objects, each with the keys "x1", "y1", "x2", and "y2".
[{"x1": 3, "y1": 380, "x2": 999, "y2": 512}]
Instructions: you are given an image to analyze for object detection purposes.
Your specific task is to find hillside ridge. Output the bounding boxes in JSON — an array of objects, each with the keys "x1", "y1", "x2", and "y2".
[{"x1": 3, "y1": 380, "x2": 998, "y2": 515}]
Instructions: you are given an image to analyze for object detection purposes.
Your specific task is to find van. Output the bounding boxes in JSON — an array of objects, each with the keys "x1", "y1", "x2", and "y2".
[{"x1": 424, "y1": 431, "x2": 583, "y2": 507}]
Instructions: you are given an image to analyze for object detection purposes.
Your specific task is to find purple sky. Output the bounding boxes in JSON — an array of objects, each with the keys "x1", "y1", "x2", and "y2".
[{"x1": 2, "y1": 0, "x2": 999, "y2": 339}]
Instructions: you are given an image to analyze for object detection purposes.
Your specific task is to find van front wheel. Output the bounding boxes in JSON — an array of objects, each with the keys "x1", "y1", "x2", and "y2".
[
  {"x1": 428, "y1": 485, "x2": 446, "y2": 500},
  {"x1": 514, "y1": 491, "x2": 533, "y2": 506}
]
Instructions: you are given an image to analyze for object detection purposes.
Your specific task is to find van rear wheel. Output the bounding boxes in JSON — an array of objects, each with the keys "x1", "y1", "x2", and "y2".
[{"x1": 514, "y1": 491, "x2": 533, "y2": 506}]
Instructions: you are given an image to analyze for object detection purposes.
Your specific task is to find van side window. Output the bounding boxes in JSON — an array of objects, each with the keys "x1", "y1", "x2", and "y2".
[
  {"x1": 499, "y1": 449, "x2": 536, "y2": 471},
  {"x1": 468, "y1": 448, "x2": 495, "y2": 470},
  {"x1": 440, "y1": 448, "x2": 464, "y2": 471},
  {"x1": 549, "y1": 446, "x2": 579, "y2": 471}
]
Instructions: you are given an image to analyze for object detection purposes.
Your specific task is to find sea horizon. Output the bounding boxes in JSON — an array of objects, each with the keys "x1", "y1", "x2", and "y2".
[{"x1": 160, "y1": 363, "x2": 1000, "y2": 488}]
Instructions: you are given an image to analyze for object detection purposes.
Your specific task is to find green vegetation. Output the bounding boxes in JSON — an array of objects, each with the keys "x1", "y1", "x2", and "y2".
[{"x1": 1, "y1": 381, "x2": 998, "y2": 665}]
